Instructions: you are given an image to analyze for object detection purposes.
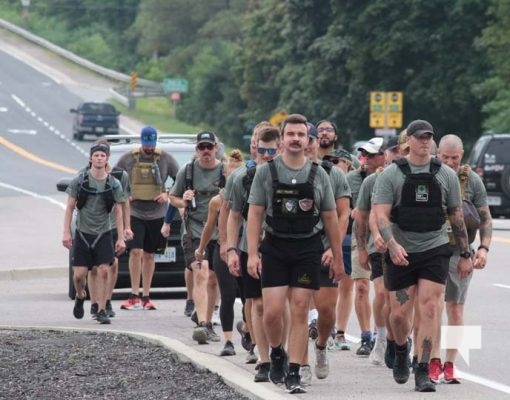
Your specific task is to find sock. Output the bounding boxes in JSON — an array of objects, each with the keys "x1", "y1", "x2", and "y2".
[
  {"x1": 361, "y1": 330, "x2": 372, "y2": 342},
  {"x1": 289, "y1": 363, "x2": 300, "y2": 375},
  {"x1": 271, "y1": 344, "x2": 283, "y2": 355},
  {"x1": 308, "y1": 308, "x2": 318, "y2": 324},
  {"x1": 376, "y1": 326, "x2": 387, "y2": 342}
]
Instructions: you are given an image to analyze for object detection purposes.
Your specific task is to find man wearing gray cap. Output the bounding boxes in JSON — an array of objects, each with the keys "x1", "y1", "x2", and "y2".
[{"x1": 372, "y1": 119, "x2": 473, "y2": 392}]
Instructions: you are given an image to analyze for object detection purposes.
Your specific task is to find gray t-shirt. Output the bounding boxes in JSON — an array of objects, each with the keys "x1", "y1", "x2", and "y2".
[
  {"x1": 66, "y1": 172, "x2": 124, "y2": 235},
  {"x1": 222, "y1": 165, "x2": 245, "y2": 202},
  {"x1": 347, "y1": 168, "x2": 368, "y2": 208},
  {"x1": 463, "y1": 170, "x2": 488, "y2": 208},
  {"x1": 230, "y1": 165, "x2": 250, "y2": 252},
  {"x1": 170, "y1": 160, "x2": 224, "y2": 239},
  {"x1": 373, "y1": 159, "x2": 462, "y2": 253},
  {"x1": 248, "y1": 155, "x2": 336, "y2": 239},
  {"x1": 108, "y1": 169, "x2": 131, "y2": 228},
  {"x1": 356, "y1": 172, "x2": 379, "y2": 254},
  {"x1": 116, "y1": 147, "x2": 179, "y2": 220}
]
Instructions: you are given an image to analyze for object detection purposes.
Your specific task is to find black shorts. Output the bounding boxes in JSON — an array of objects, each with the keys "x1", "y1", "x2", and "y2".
[
  {"x1": 385, "y1": 243, "x2": 452, "y2": 291},
  {"x1": 72, "y1": 230, "x2": 114, "y2": 269},
  {"x1": 260, "y1": 232, "x2": 323, "y2": 290},
  {"x1": 128, "y1": 216, "x2": 166, "y2": 254},
  {"x1": 240, "y1": 250, "x2": 262, "y2": 299},
  {"x1": 182, "y1": 233, "x2": 216, "y2": 271},
  {"x1": 319, "y1": 264, "x2": 337, "y2": 288},
  {"x1": 370, "y1": 252, "x2": 384, "y2": 281}
]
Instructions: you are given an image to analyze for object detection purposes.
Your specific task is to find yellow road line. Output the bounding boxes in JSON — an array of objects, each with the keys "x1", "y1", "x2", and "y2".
[
  {"x1": 492, "y1": 236, "x2": 510, "y2": 244},
  {"x1": 0, "y1": 136, "x2": 77, "y2": 174}
]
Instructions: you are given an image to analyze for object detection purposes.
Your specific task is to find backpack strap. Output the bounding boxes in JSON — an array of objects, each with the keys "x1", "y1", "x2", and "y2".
[
  {"x1": 458, "y1": 164, "x2": 471, "y2": 199},
  {"x1": 395, "y1": 158, "x2": 411, "y2": 176},
  {"x1": 218, "y1": 162, "x2": 226, "y2": 189},
  {"x1": 430, "y1": 157, "x2": 442, "y2": 175},
  {"x1": 268, "y1": 159, "x2": 279, "y2": 189},
  {"x1": 185, "y1": 160, "x2": 194, "y2": 190},
  {"x1": 321, "y1": 159, "x2": 333, "y2": 175},
  {"x1": 307, "y1": 162, "x2": 318, "y2": 185}
]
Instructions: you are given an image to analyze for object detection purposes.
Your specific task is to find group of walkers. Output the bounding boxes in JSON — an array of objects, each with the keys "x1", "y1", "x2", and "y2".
[{"x1": 62, "y1": 114, "x2": 491, "y2": 394}]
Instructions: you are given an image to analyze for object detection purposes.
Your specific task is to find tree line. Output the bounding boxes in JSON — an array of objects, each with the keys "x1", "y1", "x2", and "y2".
[{"x1": 4, "y1": 0, "x2": 510, "y2": 152}]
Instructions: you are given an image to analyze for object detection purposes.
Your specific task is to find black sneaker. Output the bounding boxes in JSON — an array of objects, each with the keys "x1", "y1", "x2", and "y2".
[
  {"x1": 269, "y1": 347, "x2": 288, "y2": 384},
  {"x1": 96, "y1": 309, "x2": 111, "y2": 325},
  {"x1": 105, "y1": 300, "x2": 115, "y2": 318},
  {"x1": 415, "y1": 363, "x2": 436, "y2": 392},
  {"x1": 90, "y1": 303, "x2": 98, "y2": 319},
  {"x1": 254, "y1": 362, "x2": 270, "y2": 382},
  {"x1": 236, "y1": 320, "x2": 252, "y2": 351},
  {"x1": 220, "y1": 340, "x2": 236, "y2": 356},
  {"x1": 411, "y1": 355, "x2": 419, "y2": 374},
  {"x1": 73, "y1": 297, "x2": 85, "y2": 319},
  {"x1": 385, "y1": 339, "x2": 395, "y2": 369},
  {"x1": 184, "y1": 299, "x2": 194, "y2": 317},
  {"x1": 356, "y1": 338, "x2": 372, "y2": 357},
  {"x1": 285, "y1": 371, "x2": 306, "y2": 394},
  {"x1": 191, "y1": 310, "x2": 198, "y2": 325},
  {"x1": 393, "y1": 342, "x2": 411, "y2": 384},
  {"x1": 308, "y1": 319, "x2": 318, "y2": 340}
]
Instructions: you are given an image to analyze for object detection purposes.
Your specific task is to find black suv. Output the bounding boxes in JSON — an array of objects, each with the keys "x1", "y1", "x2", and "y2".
[{"x1": 467, "y1": 134, "x2": 510, "y2": 218}]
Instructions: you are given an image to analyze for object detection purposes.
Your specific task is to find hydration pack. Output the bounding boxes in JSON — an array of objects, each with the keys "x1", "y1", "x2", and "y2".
[
  {"x1": 241, "y1": 160, "x2": 257, "y2": 220},
  {"x1": 75, "y1": 170, "x2": 117, "y2": 213}
]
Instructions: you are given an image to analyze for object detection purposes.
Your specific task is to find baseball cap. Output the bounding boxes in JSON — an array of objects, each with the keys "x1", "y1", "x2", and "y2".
[
  {"x1": 196, "y1": 131, "x2": 216, "y2": 145},
  {"x1": 358, "y1": 137, "x2": 384, "y2": 154},
  {"x1": 399, "y1": 129, "x2": 409, "y2": 150},
  {"x1": 307, "y1": 122, "x2": 318, "y2": 139},
  {"x1": 406, "y1": 119, "x2": 434, "y2": 137},
  {"x1": 383, "y1": 136, "x2": 399, "y2": 151},
  {"x1": 140, "y1": 126, "x2": 157, "y2": 147}
]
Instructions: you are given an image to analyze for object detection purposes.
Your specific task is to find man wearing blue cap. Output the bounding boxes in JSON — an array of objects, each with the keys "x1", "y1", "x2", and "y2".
[{"x1": 116, "y1": 126, "x2": 179, "y2": 310}]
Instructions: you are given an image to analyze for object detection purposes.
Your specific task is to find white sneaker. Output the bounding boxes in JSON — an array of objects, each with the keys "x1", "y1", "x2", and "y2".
[
  {"x1": 212, "y1": 305, "x2": 221, "y2": 326},
  {"x1": 300, "y1": 364, "x2": 312, "y2": 386},
  {"x1": 314, "y1": 341, "x2": 329, "y2": 379},
  {"x1": 369, "y1": 338, "x2": 387, "y2": 366}
]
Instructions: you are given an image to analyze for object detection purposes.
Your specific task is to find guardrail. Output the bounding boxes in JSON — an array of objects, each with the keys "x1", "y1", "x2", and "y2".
[{"x1": 0, "y1": 18, "x2": 163, "y2": 106}]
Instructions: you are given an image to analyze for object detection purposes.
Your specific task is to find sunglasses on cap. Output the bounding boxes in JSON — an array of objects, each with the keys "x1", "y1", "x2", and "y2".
[
  {"x1": 141, "y1": 133, "x2": 156, "y2": 141},
  {"x1": 257, "y1": 147, "x2": 277, "y2": 155},
  {"x1": 317, "y1": 127, "x2": 335, "y2": 133},
  {"x1": 197, "y1": 143, "x2": 215, "y2": 151}
]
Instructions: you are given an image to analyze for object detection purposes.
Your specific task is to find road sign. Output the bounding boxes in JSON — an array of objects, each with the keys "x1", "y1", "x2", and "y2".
[
  {"x1": 387, "y1": 112, "x2": 403, "y2": 128},
  {"x1": 171, "y1": 92, "x2": 181, "y2": 101},
  {"x1": 387, "y1": 92, "x2": 403, "y2": 112},
  {"x1": 370, "y1": 112, "x2": 385, "y2": 129},
  {"x1": 163, "y1": 78, "x2": 189, "y2": 94},
  {"x1": 269, "y1": 110, "x2": 288, "y2": 127},
  {"x1": 370, "y1": 91, "x2": 386, "y2": 112}
]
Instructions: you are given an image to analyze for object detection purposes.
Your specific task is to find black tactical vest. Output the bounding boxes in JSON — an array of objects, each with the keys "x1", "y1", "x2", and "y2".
[
  {"x1": 265, "y1": 160, "x2": 319, "y2": 234},
  {"x1": 391, "y1": 158, "x2": 444, "y2": 232},
  {"x1": 75, "y1": 170, "x2": 116, "y2": 213},
  {"x1": 241, "y1": 161, "x2": 257, "y2": 220}
]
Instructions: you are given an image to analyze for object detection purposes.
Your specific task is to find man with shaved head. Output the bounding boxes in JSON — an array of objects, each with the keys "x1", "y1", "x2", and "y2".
[{"x1": 429, "y1": 134, "x2": 492, "y2": 384}]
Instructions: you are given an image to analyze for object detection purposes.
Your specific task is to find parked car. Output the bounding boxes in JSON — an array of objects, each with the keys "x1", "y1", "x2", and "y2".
[
  {"x1": 70, "y1": 102, "x2": 120, "y2": 141},
  {"x1": 58, "y1": 135, "x2": 196, "y2": 299},
  {"x1": 467, "y1": 133, "x2": 510, "y2": 218}
]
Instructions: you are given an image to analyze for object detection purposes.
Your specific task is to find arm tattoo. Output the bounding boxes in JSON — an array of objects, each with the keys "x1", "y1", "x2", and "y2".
[
  {"x1": 356, "y1": 216, "x2": 369, "y2": 249},
  {"x1": 420, "y1": 337, "x2": 433, "y2": 364},
  {"x1": 379, "y1": 222, "x2": 393, "y2": 243},
  {"x1": 395, "y1": 289, "x2": 409, "y2": 306},
  {"x1": 449, "y1": 206, "x2": 469, "y2": 251},
  {"x1": 478, "y1": 206, "x2": 493, "y2": 243}
]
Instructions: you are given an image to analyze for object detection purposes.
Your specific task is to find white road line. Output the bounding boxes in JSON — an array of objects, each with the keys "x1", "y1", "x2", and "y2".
[
  {"x1": 0, "y1": 182, "x2": 66, "y2": 210},
  {"x1": 493, "y1": 283, "x2": 510, "y2": 289},
  {"x1": 460, "y1": 371, "x2": 510, "y2": 394}
]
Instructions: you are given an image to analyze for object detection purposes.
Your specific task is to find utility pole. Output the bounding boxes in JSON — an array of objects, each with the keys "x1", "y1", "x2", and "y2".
[{"x1": 20, "y1": 0, "x2": 31, "y2": 30}]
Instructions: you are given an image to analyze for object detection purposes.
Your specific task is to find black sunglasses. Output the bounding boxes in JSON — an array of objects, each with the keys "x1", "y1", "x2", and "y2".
[
  {"x1": 361, "y1": 151, "x2": 383, "y2": 158},
  {"x1": 257, "y1": 147, "x2": 277, "y2": 155},
  {"x1": 324, "y1": 157, "x2": 340, "y2": 165},
  {"x1": 197, "y1": 143, "x2": 214, "y2": 151}
]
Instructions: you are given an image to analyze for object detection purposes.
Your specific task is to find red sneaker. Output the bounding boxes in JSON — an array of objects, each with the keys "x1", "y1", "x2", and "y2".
[
  {"x1": 443, "y1": 362, "x2": 461, "y2": 384},
  {"x1": 120, "y1": 294, "x2": 142, "y2": 310},
  {"x1": 141, "y1": 296, "x2": 157, "y2": 310},
  {"x1": 428, "y1": 358, "x2": 442, "y2": 383}
]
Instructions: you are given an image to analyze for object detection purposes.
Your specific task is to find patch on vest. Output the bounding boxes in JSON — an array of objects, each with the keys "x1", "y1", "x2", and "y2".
[
  {"x1": 298, "y1": 198, "x2": 314, "y2": 212},
  {"x1": 415, "y1": 184, "x2": 429, "y2": 202},
  {"x1": 284, "y1": 199, "x2": 298, "y2": 213}
]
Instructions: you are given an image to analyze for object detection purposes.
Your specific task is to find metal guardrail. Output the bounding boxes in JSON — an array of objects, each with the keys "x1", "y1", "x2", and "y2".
[{"x1": 0, "y1": 18, "x2": 163, "y2": 103}]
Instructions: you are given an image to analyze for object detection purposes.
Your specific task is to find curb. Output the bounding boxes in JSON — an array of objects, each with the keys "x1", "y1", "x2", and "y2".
[{"x1": 0, "y1": 325, "x2": 294, "y2": 400}]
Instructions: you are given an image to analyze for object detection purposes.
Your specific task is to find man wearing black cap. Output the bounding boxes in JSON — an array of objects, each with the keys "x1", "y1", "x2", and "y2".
[
  {"x1": 373, "y1": 119, "x2": 473, "y2": 392},
  {"x1": 63, "y1": 143, "x2": 126, "y2": 324},
  {"x1": 116, "y1": 126, "x2": 179, "y2": 311},
  {"x1": 169, "y1": 131, "x2": 225, "y2": 344}
]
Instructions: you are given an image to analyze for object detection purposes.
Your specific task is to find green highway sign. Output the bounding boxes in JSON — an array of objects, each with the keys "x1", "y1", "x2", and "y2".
[{"x1": 163, "y1": 78, "x2": 189, "y2": 94}]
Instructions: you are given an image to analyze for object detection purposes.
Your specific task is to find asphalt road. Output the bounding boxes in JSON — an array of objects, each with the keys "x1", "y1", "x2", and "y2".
[{"x1": 1, "y1": 26, "x2": 510, "y2": 399}]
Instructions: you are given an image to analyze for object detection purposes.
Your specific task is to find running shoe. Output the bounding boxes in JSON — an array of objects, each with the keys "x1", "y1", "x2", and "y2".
[
  {"x1": 443, "y1": 361, "x2": 461, "y2": 384},
  {"x1": 219, "y1": 340, "x2": 236, "y2": 356},
  {"x1": 191, "y1": 310, "x2": 198, "y2": 325},
  {"x1": 120, "y1": 294, "x2": 142, "y2": 310},
  {"x1": 73, "y1": 296, "x2": 85, "y2": 319},
  {"x1": 314, "y1": 341, "x2": 329, "y2": 379},
  {"x1": 415, "y1": 363, "x2": 436, "y2": 392},
  {"x1": 245, "y1": 345, "x2": 258, "y2": 364},
  {"x1": 300, "y1": 364, "x2": 312, "y2": 386},
  {"x1": 141, "y1": 296, "x2": 157, "y2": 310},
  {"x1": 334, "y1": 333, "x2": 351, "y2": 351},
  {"x1": 308, "y1": 319, "x2": 318, "y2": 340},
  {"x1": 285, "y1": 371, "x2": 306, "y2": 394},
  {"x1": 385, "y1": 339, "x2": 396, "y2": 369},
  {"x1": 356, "y1": 338, "x2": 372, "y2": 357},
  {"x1": 393, "y1": 341, "x2": 411, "y2": 384},
  {"x1": 184, "y1": 299, "x2": 194, "y2": 317},
  {"x1": 212, "y1": 305, "x2": 221, "y2": 326},
  {"x1": 269, "y1": 347, "x2": 288, "y2": 384},
  {"x1": 236, "y1": 320, "x2": 252, "y2": 351},
  {"x1": 192, "y1": 323, "x2": 208, "y2": 344},
  {"x1": 90, "y1": 303, "x2": 98, "y2": 319},
  {"x1": 206, "y1": 322, "x2": 220, "y2": 342},
  {"x1": 105, "y1": 300, "x2": 115, "y2": 318},
  {"x1": 369, "y1": 337, "x2": 387, "y2": 365},
  {"x1": 96, "y1": 309, "x2": 111, "y2": 325},
  {"x1": 428, "y1": 358, "x2": 443, "y2": 384},
  {"x1": 254, "y1": 362, "x2": 270, "y2": 383}
]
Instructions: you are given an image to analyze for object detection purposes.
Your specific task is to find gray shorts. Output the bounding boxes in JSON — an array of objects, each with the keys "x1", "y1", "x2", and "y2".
[
  {"x1": 351, "y1": 237, "x2": 371, "y2": 280},
  {"x1": 445, "y1": 253, "x2": 473, "y2": 304},
  {"x1": 182, "y1": 232, "x2": 215, "y2": 271}
]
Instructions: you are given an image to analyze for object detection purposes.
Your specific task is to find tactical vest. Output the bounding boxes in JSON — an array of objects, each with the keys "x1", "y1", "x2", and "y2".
[
  {"x1": 391, "y1": 158, "x2": 444, "y2": 232},
  {"x1": 184, "y1": 160, "x2": 225, "y2": 211},
  {"x1": 75, "y1": 170, "x2": 116, "y2": 213},
  {"x1": 130, "y1": 147, "x2": 163, "y2": 201},
  {"x1": 265, "y1": 160, "x2": 319, "y2": 234},
  {"x1": 241, "y1": 161, "x2": 257, "y2": 220}
]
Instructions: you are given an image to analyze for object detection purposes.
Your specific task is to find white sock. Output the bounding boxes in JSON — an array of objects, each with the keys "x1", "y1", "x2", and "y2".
[
  {"x1": 308, "y1": 308, "x2": 318, "y2": 324},
  {"x1": 376, "y1": 326, "x2": 387, "y2": 342}
]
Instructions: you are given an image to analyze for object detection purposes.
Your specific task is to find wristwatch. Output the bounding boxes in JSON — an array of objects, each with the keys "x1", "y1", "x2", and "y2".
[{"x1": 459, "y1": 251, "x2": 471, "y2": 259}]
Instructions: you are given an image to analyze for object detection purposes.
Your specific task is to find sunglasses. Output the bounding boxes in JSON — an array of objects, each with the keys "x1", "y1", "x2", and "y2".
[
  {"x1": 317, "y1": 127, "x2": 335, "y2": 133},
  {"x1": 361, "y1": 151, "x2": 383, "y2": 158},
  {"x1": 142, "y1": 134, "x2": 156, "y2": 141},
  {"x1": 197, "y1": 143, "x2": 215, "y2": 151},
  {"x1": 257, "y1": 147, "x2": 277, "y2": 155}
]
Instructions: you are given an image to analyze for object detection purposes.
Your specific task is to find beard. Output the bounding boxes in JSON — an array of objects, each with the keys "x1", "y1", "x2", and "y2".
[{"x1": 319, "y1": 138, "x2": 334, "y2": 149}]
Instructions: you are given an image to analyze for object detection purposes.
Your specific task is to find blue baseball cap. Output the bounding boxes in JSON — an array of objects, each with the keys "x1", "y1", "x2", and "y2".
[
  {"x1": 141, "y1": 126, "x2": 157, "y2": 147},
  {"x1": 307, "y1": 122, "x2": 318, "y2": 139}
]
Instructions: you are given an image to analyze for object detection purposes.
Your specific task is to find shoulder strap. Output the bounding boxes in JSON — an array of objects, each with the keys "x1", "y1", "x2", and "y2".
[
  {"x1": 321, "y1": 159, "x2": 333, "y2": 175},
  {"x1": 458, "y1": 164, "x2": 471, "y2": 198},
  {"x1": 308, "y1": 162, "x2": 318, "y2": 185},
  {"x1": 110, "y1": 166, "x2": 124, "y2": 181},
  {"x1": 395, "y1": 158, "x2": 411, "y2": 176},
  {"x1": 218, "y1": 162, "x2": 226, "y2": 188},
  {"x1": 185, "y1": 160, "x2": 194, "y2": 190},
  {"x1": 430, "y1": 158, "x2": 442, "y2": 175},
  {"x1": 268, "y1": 159, "x2": 279, "y2": 189}
]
